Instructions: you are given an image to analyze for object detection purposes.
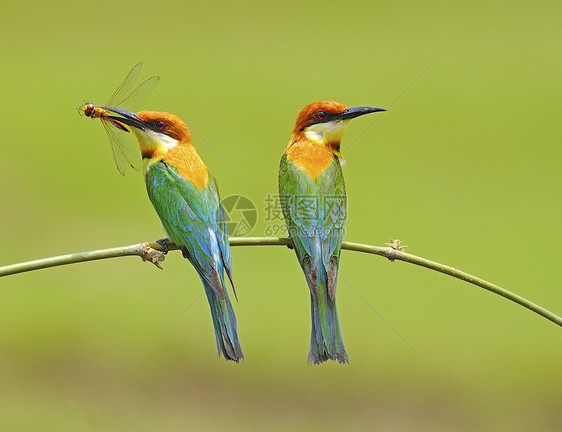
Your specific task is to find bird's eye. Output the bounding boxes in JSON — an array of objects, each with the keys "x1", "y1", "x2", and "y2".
[
  {"x1": 156, "y1": 120, "x2": 166, "y2": 130},
  {"x1": 316, "y1": 111, "x2": 326, "y2": 120}
]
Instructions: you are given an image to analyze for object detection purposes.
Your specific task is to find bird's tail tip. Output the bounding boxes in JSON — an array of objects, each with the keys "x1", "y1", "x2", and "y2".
[
  {"x1": 215, "y1": 336, "x2": 244, "y2": 363},
  {"x1": 308, "y1": 349, "x2": 349, "y2": 365}
]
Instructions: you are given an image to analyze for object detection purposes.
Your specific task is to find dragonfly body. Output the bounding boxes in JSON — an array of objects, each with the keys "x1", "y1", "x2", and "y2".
[{"x1": 80, "y1": 63, "x2": 159, "y2": 174}]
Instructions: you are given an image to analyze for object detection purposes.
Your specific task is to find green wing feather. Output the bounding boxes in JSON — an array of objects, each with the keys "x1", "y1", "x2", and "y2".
[{"x1": 145, "y1": 162, "x2": 231, "y2": 294}]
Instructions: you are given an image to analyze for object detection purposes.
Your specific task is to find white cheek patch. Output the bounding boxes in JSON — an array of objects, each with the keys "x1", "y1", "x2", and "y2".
[
  {"x1": 149, "y1": 129, "x2": 178, "y2": 149},
  {"x1": 133, "y1": 128, "x2": 179, "y2": 150},
  {"x1": 304, "y1": 120, "x2": 348, "y2": 144},
  {"x1": 304, "y1": 128, "x2": 323, "y2": 143}
]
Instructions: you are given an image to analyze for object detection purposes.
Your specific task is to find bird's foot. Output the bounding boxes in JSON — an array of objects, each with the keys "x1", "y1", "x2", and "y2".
[{"x1": 156, "y1": 237, "x2": 172, "y2": 254}]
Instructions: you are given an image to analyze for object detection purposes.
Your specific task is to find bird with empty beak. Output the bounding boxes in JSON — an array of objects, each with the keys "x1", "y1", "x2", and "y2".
[{"x1": 279, "y1": 101, "x2": 385, "y2": 364}]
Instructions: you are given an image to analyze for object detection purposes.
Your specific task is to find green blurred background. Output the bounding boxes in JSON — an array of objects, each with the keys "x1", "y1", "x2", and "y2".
[{"x1": 1, "y1": 0, "x2": 561, "y2": 430}]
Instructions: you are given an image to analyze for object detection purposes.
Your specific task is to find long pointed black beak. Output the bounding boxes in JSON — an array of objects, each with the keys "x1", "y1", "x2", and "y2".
[
  {"x1": 337, "y1": 106, "x2": 386, "y2": 121},
  {"x1": 102, "y1": 106, "x2": 147, "y2": 131}
]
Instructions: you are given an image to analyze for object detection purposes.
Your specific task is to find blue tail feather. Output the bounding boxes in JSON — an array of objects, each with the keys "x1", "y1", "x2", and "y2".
[
  {"x1": 308, "y1": 266, "x2": 348, "y2": 364},
  {"x1": 202, "y1": 279, "x2": 243, "y2": 362}
]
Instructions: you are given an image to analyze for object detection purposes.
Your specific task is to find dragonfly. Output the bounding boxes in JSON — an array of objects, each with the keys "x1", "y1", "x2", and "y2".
[{"x1": 80, "y1": 62, "x2": 160, "y2": 175}]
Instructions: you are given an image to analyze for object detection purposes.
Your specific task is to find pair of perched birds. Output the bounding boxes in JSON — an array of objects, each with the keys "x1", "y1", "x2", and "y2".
[{"x1": 86, "y1": 100, "x2": 385, "y2": 364}]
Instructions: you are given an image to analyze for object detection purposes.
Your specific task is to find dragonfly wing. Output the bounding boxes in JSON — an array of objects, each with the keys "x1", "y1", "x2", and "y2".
[
  {"x1": 111, "y1": 76, "x2": 160, "y2": 113},
  {"x1": 105, "y1": 62, "x2": 143, "y2": 107},
  {"x1": 100, "y1": 116, "x2": 141, "y2": 175}
]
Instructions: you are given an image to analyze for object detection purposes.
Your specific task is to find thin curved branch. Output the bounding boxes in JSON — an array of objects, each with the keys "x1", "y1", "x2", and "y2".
[
  {"x1": 0, "y1": 237, "x2": 560, "y2": 328},
  {"x1": 0, "y1": 243, "x2": 152, "y2": 276}
]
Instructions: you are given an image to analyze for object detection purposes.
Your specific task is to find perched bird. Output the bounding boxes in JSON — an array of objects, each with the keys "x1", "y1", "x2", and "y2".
[
  {"x1": 101, "y1": 107, "x2": 243, "y2": 362},
  {"x1": 279, "y1": 101, "x2": 385, "y2": 364}
]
